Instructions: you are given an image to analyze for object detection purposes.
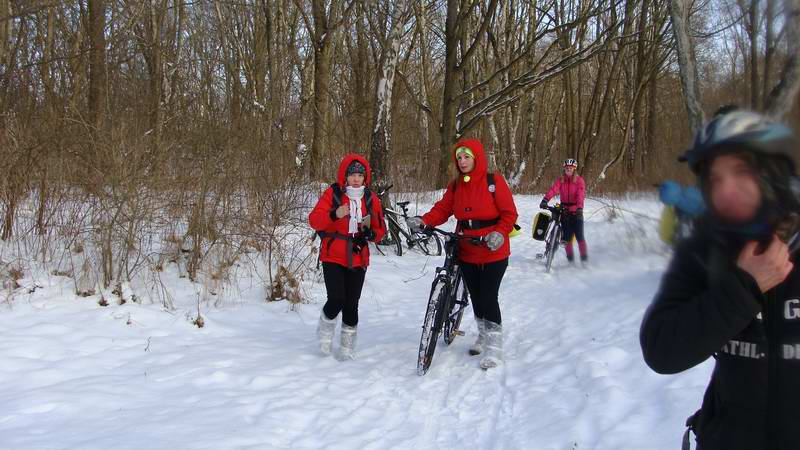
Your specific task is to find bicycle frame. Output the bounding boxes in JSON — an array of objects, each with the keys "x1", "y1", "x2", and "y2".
[
  {"x1": 385, "y1": 205, "x2": 426, "y2": 246},
  {"x1": 543, "y1": 205, "x2": 565, "y2": 272},
  {"x1": 417, "y1": 228, "x2": 483, "y2": 375}
]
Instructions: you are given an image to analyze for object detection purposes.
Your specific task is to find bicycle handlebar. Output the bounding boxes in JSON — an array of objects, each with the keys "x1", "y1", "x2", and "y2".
[
  {"x1": 428, "y1": 227, "x2": 485, "y2": 246},
  {"x1": 375, "y1": 184, "x2": 394, "y2": 197},
  {"x1": 543, "y1": 204, "x2": 563, "y2": 214}
]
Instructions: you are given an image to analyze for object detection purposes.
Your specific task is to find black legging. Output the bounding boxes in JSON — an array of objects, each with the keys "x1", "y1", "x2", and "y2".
[
  {"x1": 460, "y1": 258, "x2": 508, "y2": 325},
  {"x1": 322, "y1": 262, "x2": 366, "y2": 327},
  {"x1": 561, "y1": 214, "x2": 585, "y2": 242}
]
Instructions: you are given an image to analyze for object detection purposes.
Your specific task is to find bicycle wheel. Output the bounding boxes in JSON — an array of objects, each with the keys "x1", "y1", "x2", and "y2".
[
  {"x1": 545, "y1": 224, "x2": 561, "y2": 273},
  {"x1": 417, "y1": 277, "x2": 449, "y2": 376},
  {"x1": 377, "y1": 215, "x2": 403, "y2": 256},
  {"x1": 443, "y1": 268, "x2": 468, "y2": 345},
  {"x1": 415, "y1": 232, "x2": 443, "y2": 256}
]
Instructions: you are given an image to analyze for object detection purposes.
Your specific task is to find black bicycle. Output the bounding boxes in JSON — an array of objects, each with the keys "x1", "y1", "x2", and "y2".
[
  {"x1": 538, "y1": 204, "x2": 565, "y2": 273},
  {"x1": 417, "y1": 227, "x2": 482, "y2": 376},
  {"x1": 374, "y1": 185, "x2": 443, "y2": 257}
]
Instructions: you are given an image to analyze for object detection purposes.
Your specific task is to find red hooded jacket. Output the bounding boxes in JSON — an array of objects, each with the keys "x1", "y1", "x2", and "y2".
[
  {"x1": 308, "y1": 154, "x2": 386, "y2": 268},
  {"x1": 544, "y1": 174, "x2": 585, "y2": 213},
  {"x1": 422, "y1": 139, "x2": 518, "y2": 264}
]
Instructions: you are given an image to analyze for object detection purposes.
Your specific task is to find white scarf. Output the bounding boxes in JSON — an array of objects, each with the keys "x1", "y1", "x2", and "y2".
[{"x1": 345, "y1": 186, "x2": 365, "y2": 235}]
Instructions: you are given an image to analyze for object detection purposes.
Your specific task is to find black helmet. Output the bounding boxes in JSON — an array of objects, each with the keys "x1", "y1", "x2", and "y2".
[{"x1": 680, "y1": 110, "x2": 798, "y2": 175}]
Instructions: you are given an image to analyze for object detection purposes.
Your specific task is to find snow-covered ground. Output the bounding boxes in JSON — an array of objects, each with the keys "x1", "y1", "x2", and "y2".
[{"x1": 0, "y1": 194, "x2": 713, "y2": 450}]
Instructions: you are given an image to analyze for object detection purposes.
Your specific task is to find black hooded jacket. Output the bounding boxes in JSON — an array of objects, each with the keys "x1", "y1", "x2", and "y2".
[{"x1": 640, "y1": 222, "x2": 800, "y2": 450}]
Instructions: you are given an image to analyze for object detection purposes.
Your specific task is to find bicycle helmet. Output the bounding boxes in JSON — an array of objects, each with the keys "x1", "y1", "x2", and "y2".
[
  {"x1": 563, "y1": 158, "x2": 578, "y2": 168},
  {"x1": 679, "y1": 110, "x2": 797, "y2": 175}
]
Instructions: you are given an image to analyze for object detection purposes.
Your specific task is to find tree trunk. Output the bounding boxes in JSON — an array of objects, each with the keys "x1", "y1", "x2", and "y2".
[
  {"x1": 0, "y1": 0, "x2": 9, "y2": 71},
  {"x1": 438, "y1": 0, "x2": 461, "y2": 187},
  {"x1": 311, "y1": 42, "x2": 333, "y2": 180},
  {"x1": 669, "y1": 0, "x2": 704, "y2": 133},
  {"x1": 765, "y1": 0, "x2": 800, "y2": 119},
  {"x1": 369, "y1": 0, "x2": 408, "y2": 187},
  {"x1": 88, "y1": 0, "x2": 107, "y2": 130},
  {"x1": 763, "y1": 0, "x2": 775, "y2": 106},
  {"x1": 144, "y1": 0, "x2": 165, "y2": 146},
  {"x1": 415, "y1": 0, "x2": 434, "y2": 170},
  {"x1": 308, "y1": 0, "x2": 353, "y2": 180},
  {"x1": 748, "y1": 0, "x2": 760, "y2": 109}
]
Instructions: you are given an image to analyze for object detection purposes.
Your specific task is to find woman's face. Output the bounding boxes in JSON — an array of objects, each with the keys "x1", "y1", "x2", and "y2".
[
  {"x1": 564, "y1": 166, "x2": 576, "y2": 176},
  {"x1": 457, "y1": 153, "x2": 475, "y2": 174},
  {"x1": 708, "y1": 153, "x2": 762, "y2": 223},
  {"x1": 347, "y1": 173, "x2": 365, "y2": 188}
]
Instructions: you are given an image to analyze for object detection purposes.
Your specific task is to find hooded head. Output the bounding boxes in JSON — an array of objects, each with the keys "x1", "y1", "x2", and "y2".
[
  {"x1": 337, "y1": 154, "x2": 372, "y2": 186},
  {"x1": 452, "y1": 138, "x2": 488, "y2": 180}
]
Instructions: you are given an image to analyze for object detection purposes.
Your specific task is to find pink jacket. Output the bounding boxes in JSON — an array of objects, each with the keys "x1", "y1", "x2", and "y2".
[{"x1": 544, "y1": 174, "x2": 585, "y2": 213}]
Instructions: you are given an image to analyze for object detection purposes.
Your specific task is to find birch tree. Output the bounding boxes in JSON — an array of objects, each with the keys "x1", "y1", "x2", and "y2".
[{"x1": 369, "y1": 0, "x2": 412, "y2": 186}]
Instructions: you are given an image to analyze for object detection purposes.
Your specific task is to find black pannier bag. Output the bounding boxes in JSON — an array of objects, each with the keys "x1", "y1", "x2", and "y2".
[{"x1": 532, "y1": 212, "x2": 551, "y2": 241}]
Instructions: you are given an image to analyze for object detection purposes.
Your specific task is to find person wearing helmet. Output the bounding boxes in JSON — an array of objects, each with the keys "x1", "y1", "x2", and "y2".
[
  {"x1": 539, "y1": 158, "x2": 588, "y2": 266},
  {"x1": 640, "y1": 109, "x2": 800, "y2": 450},
  {"x1": 407, "y1": 139, "x2": 518, "y2": 370}
]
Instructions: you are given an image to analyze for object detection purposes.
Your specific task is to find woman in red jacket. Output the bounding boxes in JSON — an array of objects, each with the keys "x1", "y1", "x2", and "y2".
[
  {"x1": 408, "y1": 139, "x2": 518, "y2": 369},
  {"x1": 308, "y1": 154, "x2": 386, "y2": 360},
  {"x1": 540, "y1": 158, "x2": 588, "y2": 266}
]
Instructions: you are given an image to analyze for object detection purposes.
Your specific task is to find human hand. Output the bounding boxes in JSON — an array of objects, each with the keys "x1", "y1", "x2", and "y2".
[
  {"x1": 485, "y1": 231, "x2": 504, "y2": 251},
  {"x1": 737, "y1": 235, "x2": 794, "y2": 293},
  {"x1": 335, "y1": 204, "x2": 350, "y2": 219}
]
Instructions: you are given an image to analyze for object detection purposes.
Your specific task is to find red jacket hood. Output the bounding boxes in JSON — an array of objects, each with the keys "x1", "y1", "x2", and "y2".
[
  {"x1": 336, "y1": 154, "x2": 372, "y2": 186},
  {"x1": 453, "y1": 138, "x2": 489, "y2": 179}
]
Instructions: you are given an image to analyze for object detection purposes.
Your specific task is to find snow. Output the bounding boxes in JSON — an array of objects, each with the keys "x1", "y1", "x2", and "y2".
[{"x1": 0, "y1": 193, "x2": 713, "y2": 449}]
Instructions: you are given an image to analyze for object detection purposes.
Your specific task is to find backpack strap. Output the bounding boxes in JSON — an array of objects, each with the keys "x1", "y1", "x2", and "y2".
[
  {"x1": 364, "y1": 187, "x2": 373, "y2": 217},
  {"x1": 332, "y1": 183, "x2": 374, "y2": 217},
  {"x1": 330, "y1": 183, "x2": 343, "y2": 210},
  {"x1": 317, "y1": 182, "x2": 371, "y2": 269}
]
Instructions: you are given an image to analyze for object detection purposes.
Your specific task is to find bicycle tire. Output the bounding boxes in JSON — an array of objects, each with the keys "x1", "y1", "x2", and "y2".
[
  {"x1": 417, "y1": 277, "x2": 448, "y2": 376},
  {"x1": 416, "y1": 232, "x2": 443, "y2": 256},
  {"x1": 443, "y1": 268, "x2": 467, "y2": 345},
  {"x1": 545, "y1": 224, "x2": 560, "y2": 273},
  {"x1": 377, "y1": 215, "x2": 403, "y2": 256}
]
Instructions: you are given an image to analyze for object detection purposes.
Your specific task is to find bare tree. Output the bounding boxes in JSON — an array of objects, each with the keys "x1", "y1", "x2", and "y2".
[
  {"x1": 87, "y1": 0, "x2": 106, "y2": 130},
  {"x1": 295, "y1": 0, "x2": 358, "y2": 179},
  {"x1": 766, "y1": 0, "x2": 800, "y2": 119},
  {"x1": 669, "y1": 0, "x2": 704, "y2": 133},
  {"x1": 369, "y1": 0, "x2": 412, "y2": 186}
]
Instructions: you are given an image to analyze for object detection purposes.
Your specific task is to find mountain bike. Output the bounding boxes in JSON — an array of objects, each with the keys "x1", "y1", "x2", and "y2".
[
  {"x1": 537, "y1": 204, "x2": 566, "y2": 273},
  {"x1": 374, "y1": 185, "x2": 443, "y2": 257},
  {"x1": 417, "y1": 227, "x2": 483, "y2": 376}
]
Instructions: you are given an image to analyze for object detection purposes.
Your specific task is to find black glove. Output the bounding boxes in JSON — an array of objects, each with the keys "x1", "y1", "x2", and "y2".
[
  {"x1": 352, "y1": 235, "x2": 368, "y2": 253},
  {"x1": 540, "y1": 199, "x2": 548, "y2": 209},
  {"x1": 361, "y1": 227, "x2": 376, "y2": 241},
  {"x1": 576, "y1": 208, "x2": 583, "y2": 221}
]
